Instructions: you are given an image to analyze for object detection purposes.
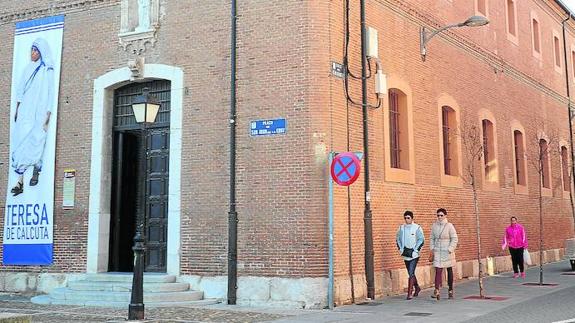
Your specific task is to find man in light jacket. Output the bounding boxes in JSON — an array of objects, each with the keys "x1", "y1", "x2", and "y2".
[{"x1": 396, "y1": 210, "x2": 425, "y2": 300}]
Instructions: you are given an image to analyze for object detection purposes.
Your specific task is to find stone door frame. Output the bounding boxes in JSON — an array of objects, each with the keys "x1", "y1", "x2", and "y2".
[{"x1": 87, "y1": 64, "x2": 183, "y2": 275}]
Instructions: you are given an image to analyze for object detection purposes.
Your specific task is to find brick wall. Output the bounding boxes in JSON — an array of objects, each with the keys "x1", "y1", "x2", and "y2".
[
  {"x1": 0, "y1": 0, "x2": 573, "y2": 302},
  {"x1": 318, "y1": 0, "x2": 575, "y2": 300}
]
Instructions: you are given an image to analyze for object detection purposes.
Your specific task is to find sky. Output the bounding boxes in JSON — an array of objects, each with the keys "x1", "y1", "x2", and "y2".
[{"x1": 564, "y1": 0, "x2": 575, "y2": 12}]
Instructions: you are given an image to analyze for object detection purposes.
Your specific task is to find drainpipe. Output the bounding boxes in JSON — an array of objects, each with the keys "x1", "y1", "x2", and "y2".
[
  {"x1": 360, "y1": 0, "x2": 375, "y2": 300},
  {"x1": 228, "y1": 0, "x2": 238, "y2": 305},
  {"x1": 562, "y1": 12, "x2": 575, "y2": 232}
]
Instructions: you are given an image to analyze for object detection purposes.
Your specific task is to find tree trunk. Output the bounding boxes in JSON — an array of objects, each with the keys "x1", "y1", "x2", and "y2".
[{"x1": 472, "y1": 180, "x2": 484, "y2": 298}]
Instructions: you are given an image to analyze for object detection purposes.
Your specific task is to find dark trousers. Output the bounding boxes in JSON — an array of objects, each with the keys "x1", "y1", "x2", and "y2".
[
  {"x1": 404, "y1": 258, "x2": 419, "y2": 278},
  {"x1": 434, "y1": 267, "x2": 453, "y2": 290},
  {"x1": 509, "y1": 247, "x2": 525, "y2": 273}
]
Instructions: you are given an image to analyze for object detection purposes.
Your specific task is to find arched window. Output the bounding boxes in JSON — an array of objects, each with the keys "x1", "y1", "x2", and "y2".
[
  {"x1": 476, "y1": 0, "x2": 488, "y2": 17},
  {"x1": 532, "y1": 18, "x2": 540, "y2": 55},
  {"x1": 554, "y1": 35, "x2": 561, "y2": 68},
  {"x1": 442, "y1": 106, "x2": 458, "y2": 176},
  {"x1": 384, "y1": 80, "x2": 415, "y2": 184},
  {"x1": 482, "y1": 119, "x2": 497, "y2": 183},
  {"x1": 389, "y1": 89, "x2": 410, "y2": 170},
  {"x1": 561, "y1": 145, "x2": 570, "y2": 193},
  {"x1": 539, "y1": 139, "x2": 551, "y2": 189},
  {"x1": 506, "y1": 0, "x2": 517, "y2": 38},
  {"x1": 513, "y1": 130, "x2": 526, "y2": 186}
]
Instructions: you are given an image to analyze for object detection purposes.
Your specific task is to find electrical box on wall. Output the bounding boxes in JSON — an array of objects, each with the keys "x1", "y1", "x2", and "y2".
[
  {"x1": 367, "y1": 27, "x2": 379, "y2": 58},
  {"x1": 375, "y1": 70, "x2": 387, "y2": 96}
]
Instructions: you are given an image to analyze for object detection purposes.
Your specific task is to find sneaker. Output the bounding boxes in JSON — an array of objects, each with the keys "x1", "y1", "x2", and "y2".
[
  {"x1": 513, "y1": 273, "x2": 519, "y2": 278},
  {"x1": 521, "y1": 272, "x2": 526, "y2": 279}
]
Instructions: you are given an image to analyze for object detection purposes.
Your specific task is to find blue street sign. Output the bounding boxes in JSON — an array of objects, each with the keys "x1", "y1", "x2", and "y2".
[{"x1": 250, "y1": 118, "x2": 287, "y2": 136}]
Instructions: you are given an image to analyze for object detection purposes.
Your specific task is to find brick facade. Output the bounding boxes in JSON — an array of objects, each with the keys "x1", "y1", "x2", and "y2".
[{"x1": 0, "y1": 0, "x2": 574, "y2": 307}]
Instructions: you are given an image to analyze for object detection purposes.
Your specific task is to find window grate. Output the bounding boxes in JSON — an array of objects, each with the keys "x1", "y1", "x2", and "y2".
[{"x1": 114, "y1": 80, "x2": 171, "y2": 130}]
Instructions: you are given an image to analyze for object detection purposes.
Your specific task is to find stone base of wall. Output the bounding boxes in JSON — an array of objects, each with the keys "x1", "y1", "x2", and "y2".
[
  {"x1": 178, "y1": 275, "x2": 328, "y2": 309},
  {"x1": 0, "y1": 271, "x2": 328, "y2": 309},
  {"x1": 0, "y1": 272, "x2": 85, "y2": 294},
  {"x1": 334, "y1": 248, "x2": 566, "y2": 305},
  {"x1": 0, "y1": 248, "x2": 564, "y2": 308}
]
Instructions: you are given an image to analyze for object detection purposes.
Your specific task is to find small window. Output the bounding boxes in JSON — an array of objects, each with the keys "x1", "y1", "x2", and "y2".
[
  {"x1": 540, "y1": 139, "x2": 551, "y2": 189},
  {"x1": 514, "y1": 130, "x2": 526, "y2": 186},
  {"x1": 389, "y1": 89, "x2": 410, "y2": 170},
  {"x1": 482, "y1": 119, "x2": 497, "y2": 183},
  {"x1": 572, "y1": 50, "x2": 575, "y2": 77},
  {"x1": 554, "y1": 36, "x2": 561, "y2": 67},
  {"x1": 477, "y1": 0, "x2": 488, "y2": 16},
  {"x1": 506, "y1": 0, "x2": 517, "y2": 37},
  {"x1": 532, "y1": 19, "x2": 540, "y2": 54},
  {"x1": 442, "y1": 106, "x2": 459, "y2": 176},
  {"x1": 561, "y1": 146, "x2": 570, "y2": 192}
]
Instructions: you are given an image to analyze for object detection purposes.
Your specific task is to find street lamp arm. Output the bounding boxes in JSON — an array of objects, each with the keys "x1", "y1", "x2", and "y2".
[
  {"x1": 420, "y1": 23, "x2": 463, "y2": 61},
  {"x1": 419, "y1": 15, "x2": 489, "y2": 61}
]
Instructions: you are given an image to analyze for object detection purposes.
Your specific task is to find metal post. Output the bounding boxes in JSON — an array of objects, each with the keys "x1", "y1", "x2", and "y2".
[
  {"x1": 227, "y1": 0, "x2": 238, "y2": 306},
  {"x1": 128, "y1": 106, "x2": 147, "y2": 320},
  {"x1": 360, "y1": 0, "x2": 375, "y2": 300},
  {"x1": 128, "y1": 229, "x2": 145, "y2": 320},
  {"x1": 328, "y1": 152, "x2": 334, "y2": 310}
]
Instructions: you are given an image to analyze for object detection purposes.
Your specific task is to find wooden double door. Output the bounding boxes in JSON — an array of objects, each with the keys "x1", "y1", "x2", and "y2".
[{"x1": 108, "y1": 80, "x2": 171, "y2": 273}]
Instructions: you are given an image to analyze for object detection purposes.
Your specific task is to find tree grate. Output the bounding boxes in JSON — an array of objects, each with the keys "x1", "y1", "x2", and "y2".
[{"x1": 404, "y1": 312, "x2": 433, "y2": 317}]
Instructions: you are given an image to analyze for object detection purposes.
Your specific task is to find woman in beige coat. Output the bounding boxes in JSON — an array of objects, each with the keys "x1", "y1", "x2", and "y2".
[{"x1": 429, "y1": 208, "x2": 458, "y2": 300}]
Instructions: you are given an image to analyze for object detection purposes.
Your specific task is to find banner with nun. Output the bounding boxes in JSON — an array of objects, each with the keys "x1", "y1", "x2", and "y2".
[{"x1": 3, "y1": 15, "x2": 64, "y2": 265}]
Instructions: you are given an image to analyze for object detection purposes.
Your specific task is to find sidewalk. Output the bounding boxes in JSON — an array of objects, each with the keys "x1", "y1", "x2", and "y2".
[
  {"x1": 270, "y1": 260, "x2": 575, "y2": 323},
  {"x1": 0, "y1": 261, "x2": 574, "y2": 322}
]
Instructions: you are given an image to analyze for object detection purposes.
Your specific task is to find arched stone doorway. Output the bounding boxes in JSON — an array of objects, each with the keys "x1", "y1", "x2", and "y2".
[{"x1": 87, "y1": 64, "x2": 183, "y2": 276}]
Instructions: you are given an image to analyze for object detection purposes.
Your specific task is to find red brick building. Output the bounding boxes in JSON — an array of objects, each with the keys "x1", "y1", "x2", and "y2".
[{"x1": 0, "y1": 0, "x2": 574, "y2": 308}]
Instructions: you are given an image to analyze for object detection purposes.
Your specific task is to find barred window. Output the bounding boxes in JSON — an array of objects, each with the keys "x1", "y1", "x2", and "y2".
[
  {"x1": 513, "y1": 130, "x2": 526, "y2": 185},
  {"x1": 442, "y1": 106, "x2": 458, "y2": 176},
  {"x1": 388, "y1": 89, "x2": 409, "y2": 170}
]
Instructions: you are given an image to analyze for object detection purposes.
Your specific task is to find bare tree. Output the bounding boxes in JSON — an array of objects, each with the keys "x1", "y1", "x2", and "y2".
[
  {"x1": 458, "y1": 117, "x2": 486, "y2": 298},
  {"x1": 526, "y1": 122, "x2": 560, "y2": 285}
]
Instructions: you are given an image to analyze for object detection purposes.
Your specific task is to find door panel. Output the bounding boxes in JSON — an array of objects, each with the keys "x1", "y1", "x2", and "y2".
[{"x1": 145, "y1": 127, "x2": 169, "y2": 272}]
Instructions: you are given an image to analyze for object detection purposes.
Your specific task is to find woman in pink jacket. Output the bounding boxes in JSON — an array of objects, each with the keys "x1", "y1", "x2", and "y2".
[{"x1": 502, "y1": 216, "x2": 528, "y2": 278}]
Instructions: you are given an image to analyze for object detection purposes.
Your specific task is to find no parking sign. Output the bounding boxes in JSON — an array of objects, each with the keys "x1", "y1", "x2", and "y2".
[{"x1": 330, "y1": 152, "x2": 362, "y2": 186}]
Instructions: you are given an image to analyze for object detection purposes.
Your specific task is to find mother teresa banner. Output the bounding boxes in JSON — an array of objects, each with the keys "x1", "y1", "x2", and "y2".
[{"x1": 3, "y1": 15, "x2": 64, "y2": 265}]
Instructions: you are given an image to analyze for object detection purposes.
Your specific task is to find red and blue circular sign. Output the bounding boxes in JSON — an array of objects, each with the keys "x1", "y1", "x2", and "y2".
[{"x1": 331, "y1": 152, "x2": 361, "y2": 186}]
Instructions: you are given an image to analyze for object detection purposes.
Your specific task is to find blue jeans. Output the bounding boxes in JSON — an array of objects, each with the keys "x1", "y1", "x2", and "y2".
[{"x1": 404, "y1": 257, "x2": 419, "y2": 278}]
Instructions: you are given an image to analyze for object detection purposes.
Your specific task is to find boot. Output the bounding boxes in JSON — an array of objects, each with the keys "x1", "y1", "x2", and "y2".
[
  {"x1": 448, "y1": 289, "x2": 454, "y2": 299},
  {"x1": 431, "y1": 288, "x2": 440, "y2": 300},
  {"x1": 406, "y1": 277, "x2": 414, "y2": 300},
  {"x1": 413, "y1": 277, "x2": 421, "y2": 297}
]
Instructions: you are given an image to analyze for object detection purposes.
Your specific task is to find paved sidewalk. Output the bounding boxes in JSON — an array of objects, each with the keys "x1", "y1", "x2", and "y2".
[
  {"x1": 0, "y1": 261, "x2": 574, "y2": 322},
  {"x1": 272, "y1": 260, "x2": 575, "y2": 323}
]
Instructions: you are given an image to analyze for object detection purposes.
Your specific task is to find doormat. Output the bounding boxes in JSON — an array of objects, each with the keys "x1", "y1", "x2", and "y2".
[
  {"x1": 463, "y1": 295, "x2": 508, "y2": 301},
  {"x1": 404, "y1": 312, "x2": 433, "y2": 317},
  {"x1": 522, "y1": 282, "x2": 559, "y2": 287}
]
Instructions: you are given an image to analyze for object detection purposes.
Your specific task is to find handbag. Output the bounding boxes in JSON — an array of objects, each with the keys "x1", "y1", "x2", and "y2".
[
  {"x1": 523, "y1": 249, "x2": 532, "y2": 266},
  {"x1": 402, "y1": 247, "x2": 414, "y2": 258},
  {"x1": 400, "y1": 225, "x2": 415, "y2": 258}
]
